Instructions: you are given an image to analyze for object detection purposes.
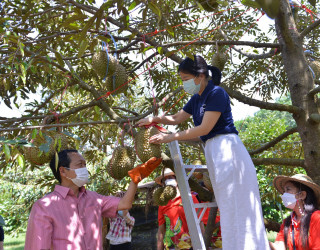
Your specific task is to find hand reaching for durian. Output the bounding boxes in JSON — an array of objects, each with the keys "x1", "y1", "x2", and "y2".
[
  {"x1": 136, "y1": 117, "x2": 154, "y2": 127},
  {"x1": 128, "y1": 157, "x2": 162, "y2": 184},
  {"x1": 149, "y1": 133, "x2": 175, "y2": 144}
]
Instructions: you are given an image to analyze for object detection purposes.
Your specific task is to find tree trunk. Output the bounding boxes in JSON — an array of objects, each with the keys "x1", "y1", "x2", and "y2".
[{"x1": 275, "y1": 0, "x2": 320, "y2": 184}]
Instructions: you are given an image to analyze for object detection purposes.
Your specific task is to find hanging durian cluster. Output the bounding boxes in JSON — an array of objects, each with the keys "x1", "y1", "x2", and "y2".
[
  {"x1": 91, "y1": 50, "x2": 128, "y2": 95},
  {"x1": 153, "y1": 185, "x2": 177, "y2": 206},
  {"x1": 23, "y1": 130, "x2": 71, "y2": 165},
  {"x1": 106, "y1": 146, "x2": 136, "y2": 180},
  {"x1": 255, "y1": 0, "x2": 280, "y2": 19},
  {"x1": 135, "y1": 127, "x2": 162, "y2": 163},
  {"x1": 211, "y1": 52, "x2": 228, "y2": 71}
]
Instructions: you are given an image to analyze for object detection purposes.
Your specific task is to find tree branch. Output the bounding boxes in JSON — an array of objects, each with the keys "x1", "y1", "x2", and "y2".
[
  {"x1": 308, "y1": 86, "x2": 320, "y2": 98},
  {"x1": 161, "y1": 40, "x2": 279, "y2": 49},
  {"x1": 249, "y1": 127, "x2": 299, "y2": 155},
  {"x1": 231, "y1": 47, "x2": 279, "y2": 60},
  {"x1": 300, "y1": 18, "x2": 320, "y2": 38},
  {"x1": 252, "y1": 158, "x2": 304, "y2": 167},
  {"x1": 222, "y1": 84, "x2": 302, "y2": 114}
]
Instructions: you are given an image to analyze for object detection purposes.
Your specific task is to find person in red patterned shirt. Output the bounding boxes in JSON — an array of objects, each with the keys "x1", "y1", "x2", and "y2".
[
  {"x1": 155, "y1": 169, "x2": 204, "y2": 250},
  {"x1": 270, "y1": 174, "x2": 320, "y2": 250}
]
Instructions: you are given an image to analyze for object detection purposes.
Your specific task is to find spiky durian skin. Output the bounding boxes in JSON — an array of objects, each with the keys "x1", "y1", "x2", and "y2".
[
  {"x1": 135, "y1": 127, "x2": 161, "y2": 163},
  {"x1": 107, "y1": 146, "x2": 136, "y2": 180},
  {"x1": 211, "y1": 52, "x2": 228, "y2": 71},
  {"x1": 153, "y1": 187, "x2": 170, "y2": 206},
  {"x1": 163, "y1": 185, "x2": 177, "y2": 200},
  {"x1": 24, "y1": 131, "x2": 71, "y2": 165},
  {"x1": 92, "y1": 51, "x2": 117, "y2": 78},
  {"x1": 105, "y1": 63, "x2": 128, "y2": 95}
]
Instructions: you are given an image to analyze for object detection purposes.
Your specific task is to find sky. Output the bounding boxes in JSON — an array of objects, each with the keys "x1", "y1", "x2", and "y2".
[{"x1": 0, "y1": 2, "x2": 274, "y2": 121}]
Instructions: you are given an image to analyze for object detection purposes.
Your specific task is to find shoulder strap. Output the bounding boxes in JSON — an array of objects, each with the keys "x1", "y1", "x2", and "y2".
[{"x1": 292, "y1": 224, "x2": 296, "y2": 250}]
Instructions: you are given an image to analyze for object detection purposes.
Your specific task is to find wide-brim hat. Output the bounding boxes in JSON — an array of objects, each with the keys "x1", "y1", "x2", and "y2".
[
  {"x1": 155, "y1": 168, "x2": 175, "y2": 185},
  {"x1": 273, "y1": 174, "x2": 320, "y2": 206}
]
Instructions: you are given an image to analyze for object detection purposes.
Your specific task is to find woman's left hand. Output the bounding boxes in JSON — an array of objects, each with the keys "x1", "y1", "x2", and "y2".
[{"x1": 149, "y1": 133, "x2": 174, "y2": 144}]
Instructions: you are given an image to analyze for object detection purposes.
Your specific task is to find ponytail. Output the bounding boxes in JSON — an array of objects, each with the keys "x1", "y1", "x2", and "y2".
[{"x1": 208, "y1": 65, "x2": 221, "y2": 86}]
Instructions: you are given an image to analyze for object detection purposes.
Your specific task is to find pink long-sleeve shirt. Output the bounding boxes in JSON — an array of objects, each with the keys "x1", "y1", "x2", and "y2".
[{"x1": 25, "y1": 185, "x2": 120, "y2": 250}]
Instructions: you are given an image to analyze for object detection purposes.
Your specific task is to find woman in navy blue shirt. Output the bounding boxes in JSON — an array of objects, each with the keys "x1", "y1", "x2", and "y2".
[{"x1": 137, "y1": 55, "x2": 269, "y2": 250}]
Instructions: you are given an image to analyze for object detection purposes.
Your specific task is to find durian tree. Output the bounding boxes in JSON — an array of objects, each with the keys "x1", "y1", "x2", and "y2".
[{"x1": 1, "y1": 0, "x2": 320, "y2": 233}]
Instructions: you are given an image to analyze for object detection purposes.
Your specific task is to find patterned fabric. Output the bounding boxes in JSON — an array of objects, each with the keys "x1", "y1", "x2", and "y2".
[
  {"x1": 200, "y1": 207, "x2": 222, "y2": 248},
  {"x1": 276, "y1": 211, "x2": 320, "y2": 250},
  {"x1": 158, "y1": 195, "x2": 199, "y2": 249},
  {"x1": 25, "y1": 185, "x2": 120, "y2": 250},
  {"x1": 106, "y1": 212, "x2": 135, "y2": 245}
]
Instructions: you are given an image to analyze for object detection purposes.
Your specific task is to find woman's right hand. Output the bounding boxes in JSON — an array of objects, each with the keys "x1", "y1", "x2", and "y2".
[{"x1": 136, "y1": 117, "x2": 155, "y2": 127}]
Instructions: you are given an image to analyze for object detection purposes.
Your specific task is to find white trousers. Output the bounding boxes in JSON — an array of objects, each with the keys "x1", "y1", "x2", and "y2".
[{"x1": 204, "y1": 134, "x2": 270, "y2": 250}]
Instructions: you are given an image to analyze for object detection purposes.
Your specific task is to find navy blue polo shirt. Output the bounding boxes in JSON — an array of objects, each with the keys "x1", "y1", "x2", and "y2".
[{"x1": 183, "y1": 80, "x2": 238, "y2": 143}]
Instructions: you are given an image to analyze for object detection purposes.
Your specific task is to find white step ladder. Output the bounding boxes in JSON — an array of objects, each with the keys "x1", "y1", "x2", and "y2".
[{"x1": 168, "y1": 140, "x2": 218, "y2": 250}]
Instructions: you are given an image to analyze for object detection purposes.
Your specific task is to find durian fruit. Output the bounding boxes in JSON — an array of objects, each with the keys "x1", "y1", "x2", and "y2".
[
  {"x1": 255, "y1": 0, "x2": 280, "y2": 19},
  {"x1": 309, "y1": 61, "x2": 320, "y2": 79},
  {"x1": 23, "y1": 130, "x2": 71, "y2": 165},
  {"x1": 198, "y1": 0, "x2": 218, "y2": 12},
  {"x1": 211, "y1": 52, "x2": 228, "y2": 71},
  {"x1": 153, "y1": 186, "x2": 170, "y2": 206},
  {"x1": 135, "y1": 127, "x2": 162, "y2": 163},
  {"x1": 203, "y1": 172, "x2": 213, "y2": 191},
  {"x1": 188, "y1": 176, "x2": 213, "y2": 202},
  {"x1": 107, "y1": 146, "x2": 136, "y2": 180},
  {"x1": 92, "y1": 50, "x2": 118, "y2": 78},
  {"x1": 105, "y1": 63, "x2": 128, "y2": 95},
  {"x1": 162, "y1": 185, "x2": 177, "y2": 201}
]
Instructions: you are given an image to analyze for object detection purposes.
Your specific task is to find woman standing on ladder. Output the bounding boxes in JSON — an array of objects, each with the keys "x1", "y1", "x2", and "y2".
[{"x1": 136, "y1": 55, "x2": 269, "y2": 250}]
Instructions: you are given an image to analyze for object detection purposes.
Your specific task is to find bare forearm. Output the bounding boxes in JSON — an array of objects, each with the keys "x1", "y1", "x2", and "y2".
[
  {"x1": 153, "y1": 115, "x2": 179, "y2": 125},
  {"x1": 118, "y1": 181, "x2": 137, "y2": 210}
]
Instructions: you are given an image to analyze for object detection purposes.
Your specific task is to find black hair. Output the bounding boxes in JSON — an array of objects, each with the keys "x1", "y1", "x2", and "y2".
[
  {"x1": 178, "y1": 55, "x2": 222, "y2": 86},
  {"x1": 49, "y1": 149, "x2": 78, "y2": 183},
  {"x1": 283, "y1": 181, "x2": 318, "y2": 249}
]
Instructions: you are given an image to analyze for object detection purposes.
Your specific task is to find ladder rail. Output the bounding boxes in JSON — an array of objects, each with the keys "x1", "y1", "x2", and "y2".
[{"x1": 169, "y1": 140, "x2": 217, "y2": 250}]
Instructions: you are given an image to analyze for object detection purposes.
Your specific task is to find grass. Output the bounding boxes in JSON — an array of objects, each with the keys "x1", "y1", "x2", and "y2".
[
  {"x1": 1, "y1": 229, "x2": 278, "y2": 249},
  {"x1": 3, "y1": 232, "x2": 25, "y2": 250}
]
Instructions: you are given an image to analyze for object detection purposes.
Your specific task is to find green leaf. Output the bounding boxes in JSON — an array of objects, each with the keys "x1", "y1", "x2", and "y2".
[
  {"x1": 18, "y1": 40, "x2": 25, "y2": 57},
  {"x1": 3, "y1": 144, "x2": 10, "y2": 161},
  {"x1": 55, "y1": 151, "x2": 59, "y2": 172},
  {"x1": 148, "y1": 2, "x2": 162, "y2": 22},
  {"x1": 17, "y1": 154, "x2": 25, "y2": 169},
  {"x1": 97, "y1": 35, "x2": 110, "y2": 44},
  {"x1": 128, "y1": 1, "x2": 137, "y2": 11},
  {"x1": 61, "y1": 13, "x2": 87, "y2": 27},
  {"x1": 55, "y1": 51, "x2": 65, "y2": 67},
  {"x1": 78, "y1": 40, "x2": 88, "y2": 58},
  {"x1": 241, "y1": 0, "x2": 261, "y2": 8},
  {"x1": 79, "y1": 14, "x2": 97, "y2": 42},
  {"x1": 166, "y1": 26, "x2": 174, "y2": 38},
  {"x1": 157, "y1": 47, "x2": 163, "y2": 55}
]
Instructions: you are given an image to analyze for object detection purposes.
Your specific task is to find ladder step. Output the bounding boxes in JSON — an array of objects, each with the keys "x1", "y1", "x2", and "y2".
[
  {"x1": 193, "y1": 202, "x2": 217, "y2": 208},
  {"x1": 183, "y1": 165, "x2": 208, "y2": 172}
]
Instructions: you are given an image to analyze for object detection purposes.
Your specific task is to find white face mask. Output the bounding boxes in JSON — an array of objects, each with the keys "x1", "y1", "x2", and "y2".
[
  {"x1": 165, "y1": 179, "x2": 177, "y2": 187},
  {"x1": 183, "y1": 78, "x2": 201, "y2": 95},
  {"x1": 281, "y1": 192, "x2": 298, "y2": 209},
  {"x1": 66, "y1": 167, "x2": 89, "y2": 187}
]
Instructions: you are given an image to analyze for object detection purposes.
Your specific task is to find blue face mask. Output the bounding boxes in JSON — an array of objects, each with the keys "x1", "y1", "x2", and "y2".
[
  {"x1": 118, "y1": 210, "x2": 123, "y2": 217},
  {"x1": 183, "y1": 77, "x2": 201, "y2": 95}
]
